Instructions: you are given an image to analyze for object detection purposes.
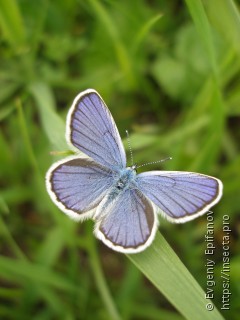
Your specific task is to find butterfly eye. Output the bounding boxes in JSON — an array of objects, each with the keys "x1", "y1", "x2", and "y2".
[
  {"x1": 117, "y1": 182, "x2": 124, "y2": 190},
  {"x1": 133, "y1": 164, "x2": 137, "y2": 172}
]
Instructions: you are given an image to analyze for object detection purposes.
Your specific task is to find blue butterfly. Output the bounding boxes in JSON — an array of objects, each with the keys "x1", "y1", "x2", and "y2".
[{"x1": 46, "y1": 89, "x2": 223, "y2": 253}]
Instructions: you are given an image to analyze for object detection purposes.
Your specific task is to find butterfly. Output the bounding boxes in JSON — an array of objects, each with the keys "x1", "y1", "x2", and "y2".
[{"x1": 46, "y1": 89, "x2": 223, "y2": 254}]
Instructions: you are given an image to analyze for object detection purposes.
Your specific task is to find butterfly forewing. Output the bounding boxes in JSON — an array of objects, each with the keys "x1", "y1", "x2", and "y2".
[
  {"x1": 136, "y1": 171, "x2": 223, "y2": 223},
  {"x1": 66, "y1": 89, "x2": 126, "y2": 170}
]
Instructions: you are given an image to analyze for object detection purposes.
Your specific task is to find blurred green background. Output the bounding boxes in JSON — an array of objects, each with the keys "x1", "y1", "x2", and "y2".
[{"x1": 0, "y1": 0, "x2": 239, "y2": 319}]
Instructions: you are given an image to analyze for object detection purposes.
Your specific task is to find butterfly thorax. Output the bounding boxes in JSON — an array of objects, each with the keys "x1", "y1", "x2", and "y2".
[
  {"x1": 94, "y1": 167, "x2": 137, "y2": 221},
  {"x1": 95, "y1": 167, "x2": 136, "y2": 215},
  {"x1": 114, "y1": 167, "x2": 137, "y2": 192}
]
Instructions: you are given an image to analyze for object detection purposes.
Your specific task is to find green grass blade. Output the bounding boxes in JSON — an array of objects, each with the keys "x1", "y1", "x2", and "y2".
[
  {"x1": 0, "y1": 196, "x2": 9, "y2": 214},
  {"x1": 0, "y1": 255, "x2": 82, "y2": 294},
  {"x1": 128, "y1": 232, "x2": 224, "y2": 320},
  {"x1": 0, "y1": 0, "x2": 25, "y2": 46},
  {"x1": 0, "y1": 217, "x2": 26, "y2": 260},
  {"x1": 88, "y1": 0, "x2": 136, "y2": 88},
  {"x1": 87, "y1": 233, "x2": 121, "y2": 320},
  {"x1": 29, "y1": 82, "x2": 68, "y2": 151},
  {"x1": 184, "y1": 0, "x2": 225, "y2": 170},
  {"x1": 184, "y1": 0, "x2": 218, "y2": 79},
  {"x1": 203, "y1": 0, "x2": 240, "y2": 55},
  {"x1": 132, "y1": 13, "x2": 163, "y2": 52}
]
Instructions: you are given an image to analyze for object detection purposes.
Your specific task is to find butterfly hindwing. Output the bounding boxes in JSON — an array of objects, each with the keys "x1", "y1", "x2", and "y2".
[
  {"x1": 94, "y1": 188, "x2": 158, "y2": 253},
  {"x1": 46, "y1": 156, "x2": 114, "y2": 221}
]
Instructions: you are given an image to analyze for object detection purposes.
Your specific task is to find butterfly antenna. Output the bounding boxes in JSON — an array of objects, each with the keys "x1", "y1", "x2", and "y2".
[
  {"x1": 126, "y1": 130, "x2": 134, "y2": 166},
  {"x1": 137, "y1": 157, "x2": 172, "y2": 169}
]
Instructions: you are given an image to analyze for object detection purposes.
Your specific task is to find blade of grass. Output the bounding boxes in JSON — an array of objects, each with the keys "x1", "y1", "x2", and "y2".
[
  {"x1": 128, "y1": 232, "x2": 224, "y2": 320},
  {"x1": 193, "y1": 87, "x2": 225, "y2": 171},
  {"x1": 86, "y1": 224, "x2": 121, "y2": 320},
  {"x1": 116, "y1": 263, "x2": 141, "y2": 318},
  {"x1": 133, "y1": 305, "x2": 184, "y2": 320},
  {"x1": 15, "y1": 99, "x2": 40, "y2": 174},
  {"x1": 132, "y1": 13, "x2": 163, "y2": 52},
  {"x1": 184, "y1": 0, "x2": 218, "y2": 79},
  {"x1": 184, "y1": 0, "x2": 225, "y2": 171},
  {"x1": 35, "y1": 226, "x2": 65, "y2": 266},
  {"x1": 29, "y1": 82, "x2": 68, "y2": 151},
  {"x1": 0, "y1": 217, "x2": 27, "y2": 260},
  {"x1": 203, "y1": 0, "x2": 240, "y2": 55},
  {"x1": 0, "y1": 0, "x2": 25, "y2": 47},
  {"x1": 0, "y1": 105, "x2": 15, "y2": 121},
  {"x1": 0, "y1": 196, "x2": 9, "y2": 214},
  {"x1": 88, "y1": 0, "x2": 136, "y2": 88},
  {"x1": 0, "y1": 82, "x2": 20, "y2": 106},
  {"x1": 0, "y1": 255, "x2": 82, "y2": 294}
]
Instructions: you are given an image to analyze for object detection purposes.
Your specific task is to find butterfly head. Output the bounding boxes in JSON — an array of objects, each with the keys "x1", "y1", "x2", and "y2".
[{"x1": 127, "y1": 164, "x2": 137, "y2": 173}]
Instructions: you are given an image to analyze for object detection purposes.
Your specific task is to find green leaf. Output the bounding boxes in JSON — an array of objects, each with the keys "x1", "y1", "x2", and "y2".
[{"x1": 128, "y1": 232, "x2": 224, "y2": 320}]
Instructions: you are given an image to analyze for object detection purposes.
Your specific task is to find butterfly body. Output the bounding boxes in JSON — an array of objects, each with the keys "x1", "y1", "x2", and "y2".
[
  {"x1": 94, "y1": 166, "x2": 137, "y2": 220},
  {"x1": 46, "y1": 89, "x2": 223, "y2": 253}
]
